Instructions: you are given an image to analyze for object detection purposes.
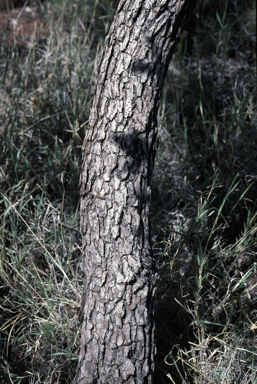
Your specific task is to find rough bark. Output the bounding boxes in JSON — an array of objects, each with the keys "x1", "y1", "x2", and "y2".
[{"x1": 74, "y1": 1, "x2": 196, "y2": 383}]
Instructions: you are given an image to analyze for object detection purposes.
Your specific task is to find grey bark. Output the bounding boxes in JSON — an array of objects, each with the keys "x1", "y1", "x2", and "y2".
[{"x1": 74, "y1": 1, "x2": 196, "y2": 383}]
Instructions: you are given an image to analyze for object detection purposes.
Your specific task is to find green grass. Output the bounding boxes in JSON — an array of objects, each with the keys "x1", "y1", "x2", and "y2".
[{"x1": 0, "y1": 0, "x2": 256, "y2": 383}]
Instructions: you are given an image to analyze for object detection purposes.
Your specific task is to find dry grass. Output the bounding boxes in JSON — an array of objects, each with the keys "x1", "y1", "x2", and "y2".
[
  {"x1": 0, "y1": 0, "x2": 256, "y2": 383},
  {"x1": 152, "y1": 0, "x2": 257, "y2": 382}
]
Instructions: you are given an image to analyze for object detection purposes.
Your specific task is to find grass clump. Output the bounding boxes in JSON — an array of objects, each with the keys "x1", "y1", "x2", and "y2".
[
  {"x1": 0, "y1": 1, "x2": 97, "y2": 382},
  {"x1": 153, "y1": 0, "x2": 257, "y2": 382},
  {"x1": 0, "y1": 0, "x2": 256, "y2": 383}
]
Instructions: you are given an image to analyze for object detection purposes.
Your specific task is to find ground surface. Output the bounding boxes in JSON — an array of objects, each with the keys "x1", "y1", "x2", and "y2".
[{"x1": 0, "y1": 0, "x2": 256, "y2": 383}]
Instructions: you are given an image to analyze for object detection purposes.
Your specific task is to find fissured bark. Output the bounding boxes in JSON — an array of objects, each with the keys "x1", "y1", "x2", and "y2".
[{"x1": 75, "y1": 1, "x2": 196, "y2": 383}]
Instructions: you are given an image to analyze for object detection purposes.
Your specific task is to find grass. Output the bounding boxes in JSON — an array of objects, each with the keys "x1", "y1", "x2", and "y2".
[{"x1": 0, "y1": 0, "x2": 256, "y2": 383}]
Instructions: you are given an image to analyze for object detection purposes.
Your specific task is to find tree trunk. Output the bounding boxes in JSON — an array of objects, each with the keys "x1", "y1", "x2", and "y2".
[{"x1": 74, "y1": 1, "x2": 196, "y2": 383}]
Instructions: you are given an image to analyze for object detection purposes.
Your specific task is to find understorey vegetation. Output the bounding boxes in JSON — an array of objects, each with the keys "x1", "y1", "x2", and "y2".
[{"x1": 0, "y1": 0, "x2": 256, "y2": 383}]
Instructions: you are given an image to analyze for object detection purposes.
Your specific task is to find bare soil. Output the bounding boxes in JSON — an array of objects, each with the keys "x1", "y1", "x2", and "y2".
[{"x1": 0, "y1": 1, "x2": 51, "y2": 51}]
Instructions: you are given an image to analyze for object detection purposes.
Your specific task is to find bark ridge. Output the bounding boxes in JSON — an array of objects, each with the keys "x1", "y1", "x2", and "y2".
[{"x1": 75, "y1": 1, "x2": 197, "y2": 383}]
